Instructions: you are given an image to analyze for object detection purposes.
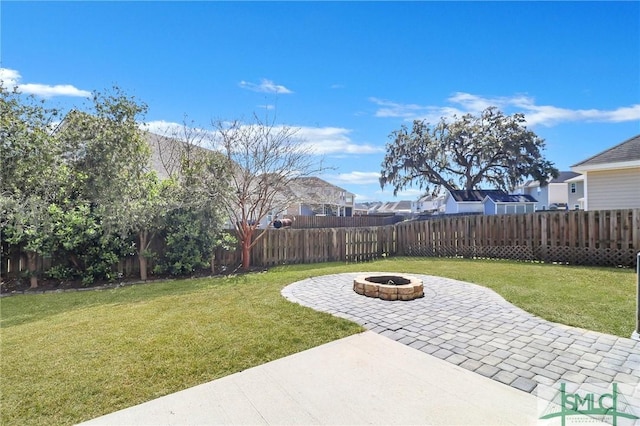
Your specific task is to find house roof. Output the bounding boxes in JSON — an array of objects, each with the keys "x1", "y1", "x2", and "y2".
[
  {"x1": 354, "y1": 203, "x2": 371, "y2": 211},
  {"x1": 483, "y1": 194, "x2": 538, "y2": 203},
  {"x1": 516, "y1": 180, "x2": 535, "y2": 189},
  {"x1": 572, "y1": 134, "x2": 640, "y2": 168},
  {"x1": 394, "y1": 200, "x2": 413, "y2": 211},
  {"x1": 448, "y1": 189, "x2": 506, "y2": 202},
  {"x1": 371, "y1": 200, "x2": 412, "y2": 213},
  {"x1": 144, "y1": 131, "x2": 225, "y2": 180},
  {"x1": 551, "y1": 171, "x2": 582, "y2": 183},
  {"x1": 291, "y1": 177, "x2": 349, "y2": 194},
  {"x1": 565, "y1": 174, "x2": 584, "y2": 183},
  {"x1": 145, "y1": 131, "x2": 182, "y2": 179},
  {"x1": 516, "y1": 171, "x2": 581, "y2": 189},
  {"x1": 287, "y1": 177, "x2": 353, "y2": 205}
]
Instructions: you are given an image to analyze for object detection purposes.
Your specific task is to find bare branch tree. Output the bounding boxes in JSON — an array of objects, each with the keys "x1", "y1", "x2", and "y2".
[{"x1": 212, "y1": 113, "x2": 325, "y2": 269}]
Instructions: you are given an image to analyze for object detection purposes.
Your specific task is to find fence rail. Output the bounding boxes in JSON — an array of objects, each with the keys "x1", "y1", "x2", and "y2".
[
  {"x1": 287, "y1": 214, "x2": 403, "y2": 229},
  {"x1": 3, "y1": 209, "x2": 639, "y2": 282}
]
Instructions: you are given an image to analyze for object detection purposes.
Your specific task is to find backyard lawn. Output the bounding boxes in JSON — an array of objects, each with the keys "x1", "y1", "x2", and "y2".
[{"x1": 1, "y1": 258, "x2": 636, "y2": 425}]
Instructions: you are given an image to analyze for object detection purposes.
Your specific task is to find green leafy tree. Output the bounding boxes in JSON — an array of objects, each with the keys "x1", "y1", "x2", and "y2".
[
  {"x1": 47, "y1": 202, "x2": 134, "y2": 285},
  {"x1": 56, "y1": 88, "x2": 151, "y2": 208},
  {"x1": 56, "y1": 87, "x2": 159, "y2": 280},
  {"x1": 149, "y1": 118, "x2": 234, "y2": 275},
  {"x1": 0, "y1": 86, "x2": 63, "y2": 287},
  {"x1": 380, "y1": 107, "x2": 558, "y2": 195},
  {"x1": 154, "y1": 208, "x2": 216, "y2": 275}
]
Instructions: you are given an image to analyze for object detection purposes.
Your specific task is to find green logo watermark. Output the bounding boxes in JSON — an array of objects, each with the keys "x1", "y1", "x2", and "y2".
[{"x1": 539, "y1": 383, "x2": 639, "y2": 426}]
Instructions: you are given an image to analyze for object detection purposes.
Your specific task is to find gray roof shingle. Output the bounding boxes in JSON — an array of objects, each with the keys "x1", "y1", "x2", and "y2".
[
  {"x1": 572, "y1": 134, "x2": 640, "y2": 167},
  {"x1": 449, "y1": 189, "x2": 506, "y2": 202},
  {"x1": 484, "y1": 193, "x2": 538, "y2": 203},
  {"x1": 551, "y1": 171, "x2": 581, "y2": 183}
]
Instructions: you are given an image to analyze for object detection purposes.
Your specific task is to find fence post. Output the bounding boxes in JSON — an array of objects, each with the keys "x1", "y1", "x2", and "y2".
[{"x1": 633, "y1": 252, "x2": 640, "y2": 341}]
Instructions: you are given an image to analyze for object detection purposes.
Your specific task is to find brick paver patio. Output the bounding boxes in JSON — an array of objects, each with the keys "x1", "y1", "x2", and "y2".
[{"x1": 282, "y1": 272, "x2": 640, "y2": 411}]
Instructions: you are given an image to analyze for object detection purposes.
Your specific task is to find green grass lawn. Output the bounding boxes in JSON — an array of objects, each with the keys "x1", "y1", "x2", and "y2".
[{"x1": 1, "y1": 258, "x2": 636, "y2": 425}]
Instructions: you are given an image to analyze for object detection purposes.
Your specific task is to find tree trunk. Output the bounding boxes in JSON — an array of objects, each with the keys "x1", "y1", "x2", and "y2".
[
  {"x1": 138, "y1": 230, "x2": 148, "y2": 281},
  {"x1": 241, "y1": 238, "x2": 251, "y2": 270},
  {"x1": 27, "y1": 251, "x2": 38, "y2": 289},
  {"x1": 238, "y1": 223, "x2": 253, "y2": 270},
  {"x1": 210, "y1": 253, "x2": 216, "y2": 274}
]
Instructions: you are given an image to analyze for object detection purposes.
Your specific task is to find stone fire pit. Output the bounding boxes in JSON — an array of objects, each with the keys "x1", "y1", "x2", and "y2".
[{"x1": 353, "y1": 275, "x2": 424, "y2": 301}]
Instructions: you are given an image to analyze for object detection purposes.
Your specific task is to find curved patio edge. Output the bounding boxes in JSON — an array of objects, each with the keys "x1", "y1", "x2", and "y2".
[{"x1": 282, "y1": 272, "x2": 640, "y2": 405}]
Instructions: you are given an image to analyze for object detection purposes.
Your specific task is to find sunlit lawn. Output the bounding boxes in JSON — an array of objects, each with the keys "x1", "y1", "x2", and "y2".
[{"x1": 1, "y1": 257, "x2": 636, "y2": 425}]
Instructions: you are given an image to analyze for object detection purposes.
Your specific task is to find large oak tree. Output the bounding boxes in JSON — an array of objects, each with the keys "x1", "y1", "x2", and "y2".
[{"x1": 380, "y1": 107, "x2": 558, "y2": 195}]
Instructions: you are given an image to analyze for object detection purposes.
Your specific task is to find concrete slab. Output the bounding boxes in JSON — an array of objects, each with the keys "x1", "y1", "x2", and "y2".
[
  {"x1": 282, "y1": 272, "x2": 640, "y2": 401},
  {"x1": 80, "y1": 331, "x2": 538, "y2": 425}
]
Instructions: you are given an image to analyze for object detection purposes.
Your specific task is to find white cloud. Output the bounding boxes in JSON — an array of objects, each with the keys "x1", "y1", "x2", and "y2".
[
  {"x1": 351, "y1": 187, "x2": 424, "y2": 203},
  {"x1": 352, "y1": 192, "x2": 375, "y2": 202},
  {"x1": 18, "y1": 83, "x2": 91, "y2": 98},
  {"x1": 370, "y1": 92, "x2": 640, "y2": 127},
  {"x1": 238, "y1": 78, "x2": 293, "y2": 94},
  {"x1": 142, "y1": 120, "x2": 187, "y2": 136},
  {"x1": 296, "y1": 126, "x2": 384, "y2": 155},
  {"x1": 369, "y1": 97, "x2": 442, "y2": 119},
  {"x1": 143, "y1": 120, "x2": 381, "y2": 156},
  {"x1": 391, "y1": 188, "x2": 424, "y2": 199},
  {"x1": 0, "y1": 68, "x2": 20, "y2": 87},
  {"x1": 142, "y1": 120, "x2": 215, "y2": 148},
  {"x1": 603, "y1": 104, "x2": 640, "y2": 122},
  {"x1": 0, "y1": 67, "x2": 91, "y2": 98},
  {"x1": 327, "y1": 171, "x2": 381, "y2": 185}
]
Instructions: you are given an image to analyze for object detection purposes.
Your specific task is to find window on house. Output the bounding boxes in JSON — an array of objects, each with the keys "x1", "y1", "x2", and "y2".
[
  {"x1": 537, "y1": 187, "x2": 541, "y2": 194},
  {"x1": 570, "y1": 183, "x2": 576, "y2": 193}
]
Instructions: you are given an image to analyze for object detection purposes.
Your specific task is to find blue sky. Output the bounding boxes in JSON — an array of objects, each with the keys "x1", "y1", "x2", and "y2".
[{"x1": 2, "y1": 1, "x2": 639, "y2": 202}]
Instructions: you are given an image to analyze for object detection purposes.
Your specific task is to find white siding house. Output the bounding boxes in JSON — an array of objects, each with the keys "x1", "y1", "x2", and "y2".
[
  {"x1": 565, "y1": 175, "x2": 585, "y2": 210},
  {"x1": 284, "y1": 177, "x2": 356, "y2": 218},
  {"x1": 515, "y1": 171, "x2": 582, "y2": 211},
  {"x1": 412, "y1": 194, "x2": 446, "y2": 214},
  {"x1": 571, "y1": 135, "x2": 640, "y2": 211},
  {"x1": 578, "y1": 168, "x2": 640, "y2": 210}
]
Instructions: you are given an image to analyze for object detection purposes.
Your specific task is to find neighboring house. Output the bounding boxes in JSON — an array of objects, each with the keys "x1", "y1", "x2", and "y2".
[
  {"x1": 146, "y1": 133, "x2": 356, "y2": 226},
  {"x1": 145, "y1": 131, "x2": 209, "y2": 179},
  {"x1": 412, "y1": 194, "x2": 446, "y2": 214},
  {"x1": 515, "y1": 171, "x2": 583, "y2": 211},
  {"x1": 565, "y1": 174, "x2": 585, "y2": 210},
  {"x1": 370, "y1": 200, "x2": 413, "y2": 215},
  {"x1": 482, "y1": 193, "x2": 538, "y2": 215},
  {"x1": 443, "y1": 189, "x2": 507, "y2": 214},
  {"x1": 284, "y1": 177, "x2": 355, "y2": 218},
  {"x1": 571, "y1": 134, "x2": 640, "y2": 211},
  {"x1": 353, "y1": 203, "x2": 372, "y2": 216}
]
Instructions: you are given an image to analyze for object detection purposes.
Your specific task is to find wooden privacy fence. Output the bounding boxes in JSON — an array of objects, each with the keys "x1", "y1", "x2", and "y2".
[
  {"x1": 287, "y1": 214, "x2": 403, "y2": 229},
  {"x1": 249, "y1": 209, "x2": 639, "y2": 267},
  {"x1": 3, "y1": 209, "x2": 639, "y2": 280},
  {"x1": 395, "y1": 209, "x2": 640, "y2": 267},
  {"x1": 251, "y1": 226, "x2": 396, "y2": 266}
]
